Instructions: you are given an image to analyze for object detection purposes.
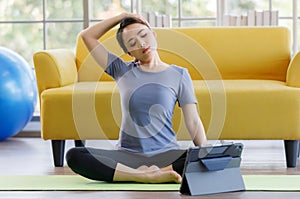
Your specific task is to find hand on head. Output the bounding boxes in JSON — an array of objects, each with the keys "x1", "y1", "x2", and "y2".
[{"x1": 123, "y1": 12, "x2": 150, "y2": 28}]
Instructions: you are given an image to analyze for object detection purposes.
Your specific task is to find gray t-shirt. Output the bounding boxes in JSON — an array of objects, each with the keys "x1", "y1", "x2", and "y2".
[{"x1": 106, "y1": 52, "x2": 197, "y2": 155}]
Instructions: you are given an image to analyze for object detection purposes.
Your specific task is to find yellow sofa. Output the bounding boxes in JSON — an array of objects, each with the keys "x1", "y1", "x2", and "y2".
[{"x1": 33, "y1": 27, "x2": 300, "y2": 167}]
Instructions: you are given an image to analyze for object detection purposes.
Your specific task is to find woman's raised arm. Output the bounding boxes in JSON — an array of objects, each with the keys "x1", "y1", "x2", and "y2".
[{"x1": 80, "y1": 13, "x2": 128, "y2": 70}]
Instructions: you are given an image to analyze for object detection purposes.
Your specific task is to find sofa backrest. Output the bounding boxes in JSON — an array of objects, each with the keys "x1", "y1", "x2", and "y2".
[{"x1": 76, "y1": 27, "x2": 291, "y2": 81}]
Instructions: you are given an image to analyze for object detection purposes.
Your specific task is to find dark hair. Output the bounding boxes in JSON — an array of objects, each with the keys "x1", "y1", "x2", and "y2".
[{"x1": 117, "y1": 17, "x2": 151, "y2": 53}]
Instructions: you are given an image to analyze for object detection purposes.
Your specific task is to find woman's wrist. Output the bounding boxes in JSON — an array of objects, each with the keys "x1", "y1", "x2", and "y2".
[{"x1": 118, "y1": 12, "x2": 129, "y2": 21}]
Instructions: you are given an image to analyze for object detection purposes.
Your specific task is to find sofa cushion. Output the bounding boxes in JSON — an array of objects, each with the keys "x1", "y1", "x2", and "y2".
[
  {"x1": 41, "y1": 82, "x2": 120, "y2": 140},
  {"x1": 192, "y1": 79, "x2": 300, "y2": 140},
  {"x1": 166, "y1": 27, "x2": 290, "y2": 81}
]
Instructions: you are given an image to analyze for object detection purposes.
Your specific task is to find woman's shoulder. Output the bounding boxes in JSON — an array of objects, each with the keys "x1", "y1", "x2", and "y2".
[
  {"x1": 169, "y1": 65, "x2": 189, "y2": 75},
  {"x1": 106, "y1": 52, "x2": 137, "y2": 79}
]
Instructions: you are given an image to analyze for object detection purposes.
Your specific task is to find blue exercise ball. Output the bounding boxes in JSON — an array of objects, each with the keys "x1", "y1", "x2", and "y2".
[{"x1": 0, "y1": 47, "x2": 37, "y2": 141}]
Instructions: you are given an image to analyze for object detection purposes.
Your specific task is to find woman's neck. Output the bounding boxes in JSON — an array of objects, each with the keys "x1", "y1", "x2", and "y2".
[{"x1": 138, "y1": 55, "x2": 169, "y2": 72}]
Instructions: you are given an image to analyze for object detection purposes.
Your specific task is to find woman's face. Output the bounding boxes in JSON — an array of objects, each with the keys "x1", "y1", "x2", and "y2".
[{"x1": 122, "y1": 23, "x2": 157, "y2": 62}]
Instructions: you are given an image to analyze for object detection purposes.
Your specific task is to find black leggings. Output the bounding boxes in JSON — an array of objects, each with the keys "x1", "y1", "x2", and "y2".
[{"x1": 66, "y1": 147, "x2": 187, "y2": 182}]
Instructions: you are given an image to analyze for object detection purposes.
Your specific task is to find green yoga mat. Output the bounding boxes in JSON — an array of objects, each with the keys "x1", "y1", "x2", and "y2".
[{"x1": 0, "y1": 175, "x2": 300, "y2": 191}]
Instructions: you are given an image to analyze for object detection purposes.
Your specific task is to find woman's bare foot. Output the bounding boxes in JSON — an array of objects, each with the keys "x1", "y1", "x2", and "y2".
[
  {"x1": 140, "y1": 168, "x2": 182, "y2": 184},
  {"x1": 114, "y1": 164, "x2": 182, "y2": 183},
  {"x1": 137, "y1": 165, "x2": 159, "y2": 172},
  {"x1": 136, "y1": 165, "x2": 181, "y2": 183}
]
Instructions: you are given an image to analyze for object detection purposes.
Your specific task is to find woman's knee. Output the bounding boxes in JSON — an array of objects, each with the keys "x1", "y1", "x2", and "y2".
[{"x1": 66, "y1": 147, "x2": 86, "y2": 166}]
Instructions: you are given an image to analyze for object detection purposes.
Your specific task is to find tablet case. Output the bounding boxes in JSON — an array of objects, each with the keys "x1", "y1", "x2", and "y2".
[{"x1": 179, "y1": 143, "x2": 245, "y2": 196}]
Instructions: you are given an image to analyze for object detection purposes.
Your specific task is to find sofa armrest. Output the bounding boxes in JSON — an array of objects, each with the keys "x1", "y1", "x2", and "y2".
[
  {"x1": 287, "y1": 51, "x2": 300, "y2": 87},
  {"x1": 33, "y1": 49, "x2": 78, "y2": 97}
]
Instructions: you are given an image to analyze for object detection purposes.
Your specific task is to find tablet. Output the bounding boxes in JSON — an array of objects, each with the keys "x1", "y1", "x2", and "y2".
[{"x1": 179, "y1": 143, "x2": 245, "y2": 196}]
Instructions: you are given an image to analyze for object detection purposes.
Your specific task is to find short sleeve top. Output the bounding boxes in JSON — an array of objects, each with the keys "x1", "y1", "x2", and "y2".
[{"x1": 106, "y1": 52, "x2": 197, "y2": 155}]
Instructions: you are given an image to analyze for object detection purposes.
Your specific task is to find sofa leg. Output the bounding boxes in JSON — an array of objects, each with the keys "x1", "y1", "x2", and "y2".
[
  {"x1": 284, "y1": 140, "x2": 299, "y2": 168},
  {"x1": 74, "y1": 140, "x2": 85, "y2": 147},
  {"x1": 298, "y1": 141, "x2": 300, "y2": 157},
  {"x1": 51, "y1": 140, "x2": 65, "y2": 167}
]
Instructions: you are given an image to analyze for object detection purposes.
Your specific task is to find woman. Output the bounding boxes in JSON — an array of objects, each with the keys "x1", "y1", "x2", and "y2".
[{"x1": 66, "y1": 12, "x2": 207, "y2": 184}]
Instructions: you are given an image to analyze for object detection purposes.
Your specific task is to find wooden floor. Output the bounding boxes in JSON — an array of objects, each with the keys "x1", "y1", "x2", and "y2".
[{"x1": 1, "y1": 136, "x2": 300, "y2": 199}]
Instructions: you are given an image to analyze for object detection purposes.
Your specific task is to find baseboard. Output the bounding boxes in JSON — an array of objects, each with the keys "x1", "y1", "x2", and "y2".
[{"x1": 15, "y1": 121, "x2": 41, "y2": 138}]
